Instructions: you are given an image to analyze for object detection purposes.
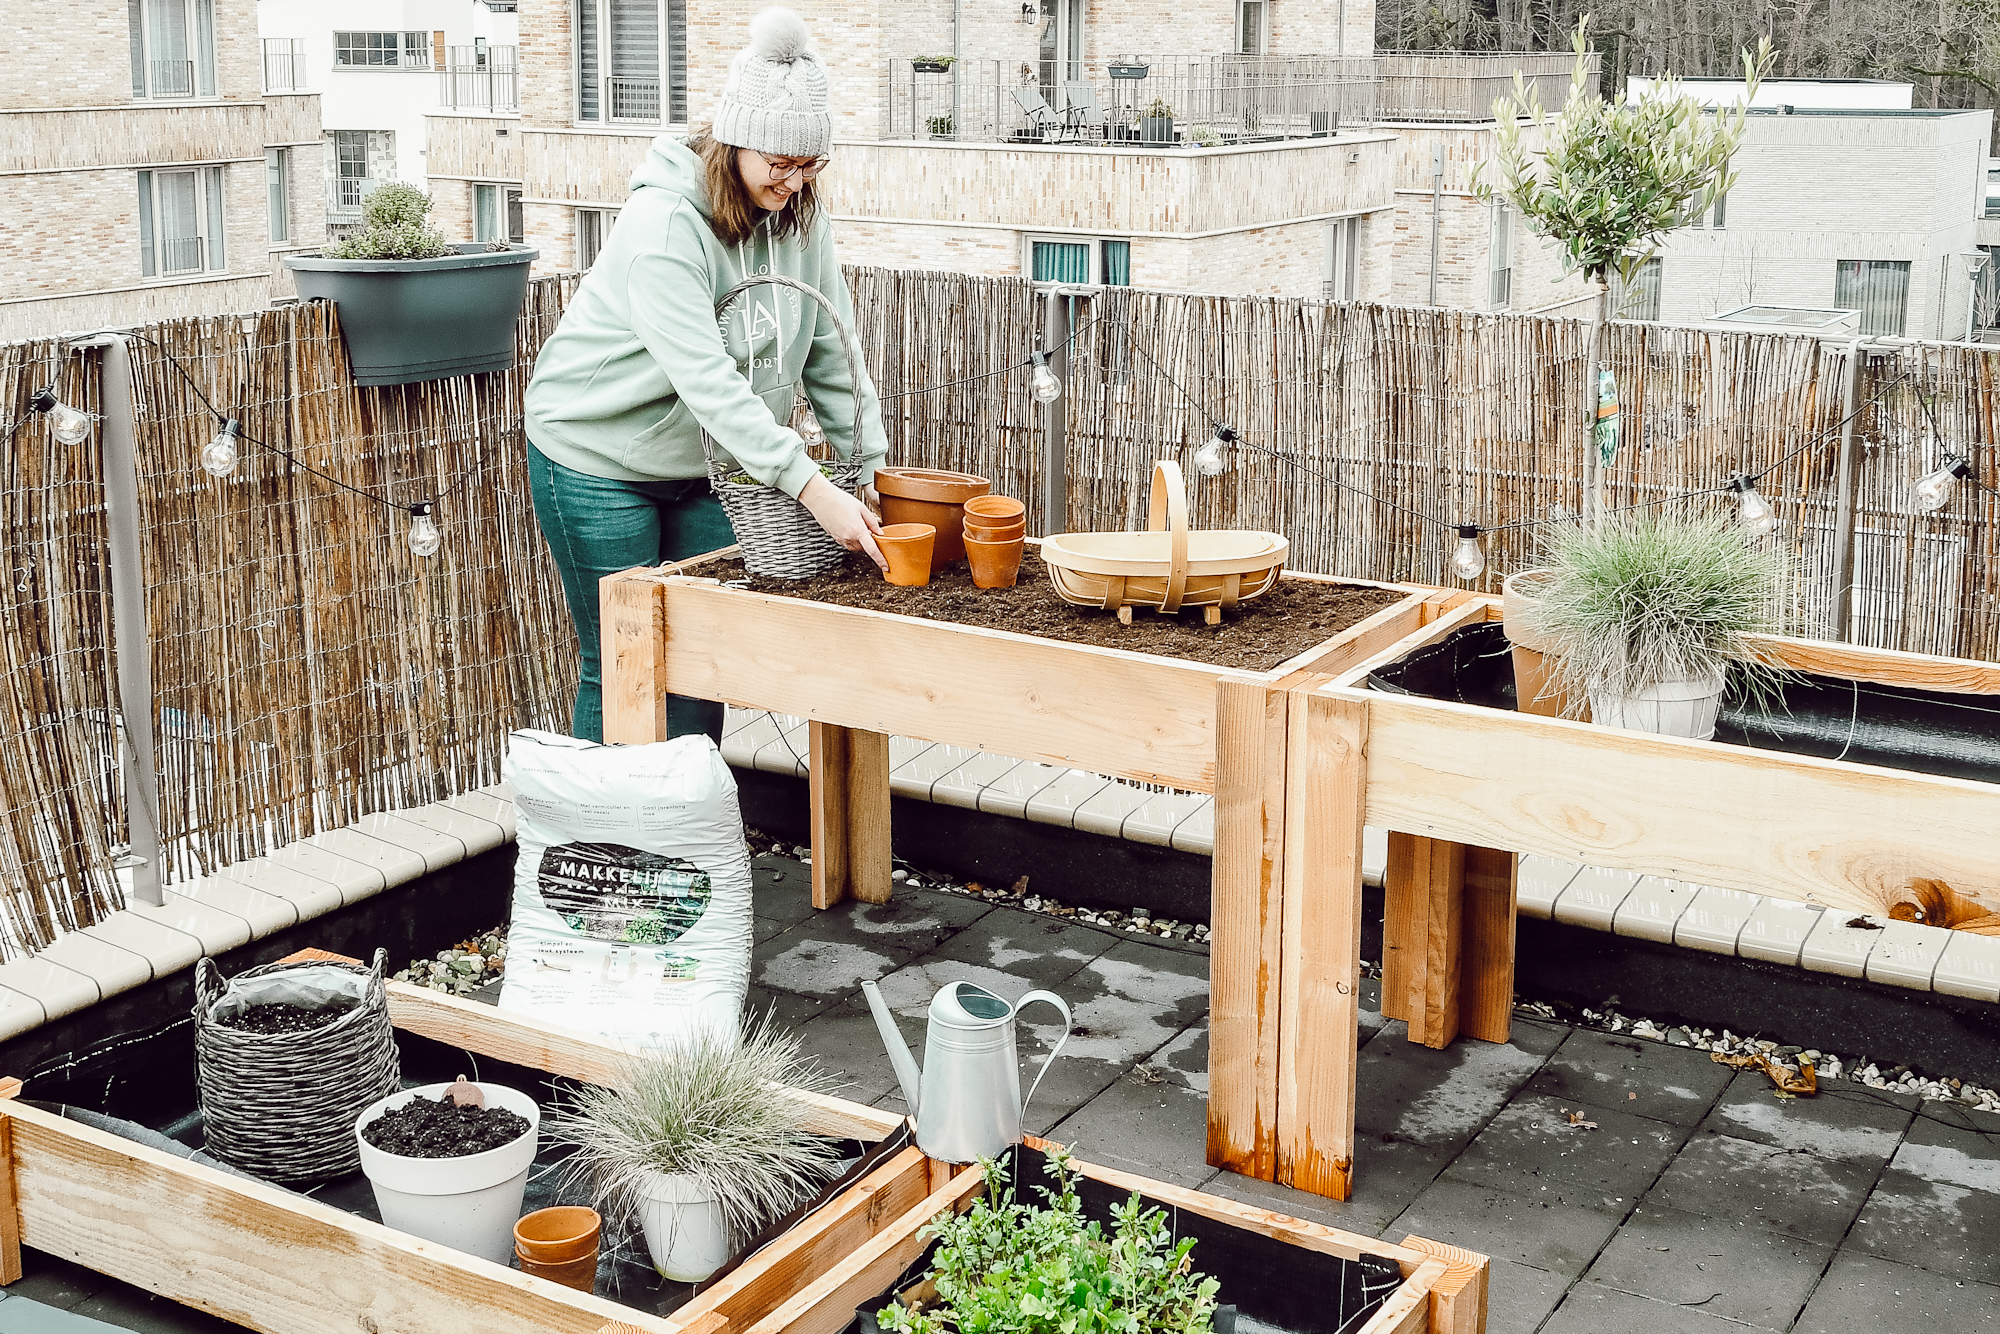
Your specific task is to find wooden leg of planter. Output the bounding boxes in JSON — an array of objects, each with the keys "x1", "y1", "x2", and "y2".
[
  {"x1": 1399, "y1": 1234, "x2": 1490, "y2": 1334},
  {"x1": 1206, "y1": 678, "x2": 1289, "y2": 1182},
  {"x1": 1383, "y1": 833, "x2": 1465, "y2": 1049},
  {"x1": 599, "y1": 568, "x2": 670, "y2": 744},
  {"x1": 0, "y1": 1076, "x2": 21, "y2": 1285},
  {"x1": 809, "y1": 722, "x2": 893, "y2": 910},
  {"x1": 1275, "y1": 684, "x2": 1366, "y2": 1200},
  {"x1": 1459, "y1": 848, "x2": 1517, "y2": 1045}
]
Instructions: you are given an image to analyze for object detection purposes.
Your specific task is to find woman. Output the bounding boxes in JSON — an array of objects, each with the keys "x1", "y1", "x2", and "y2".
[{"x1": 524, "y1": 7, "x2": 886, "y2": 744}]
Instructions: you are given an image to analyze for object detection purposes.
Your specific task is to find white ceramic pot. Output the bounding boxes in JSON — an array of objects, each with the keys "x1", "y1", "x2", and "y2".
[
  {"x1": 1587, "y1": 671, "x2": 1726, "y2": 740},
  {"x1": 636, "y1": 1169, "x2": 732, "y2": 1283},
  {"x1": 356, "y1": 1081, "x2": 539, "y2": 1264}
]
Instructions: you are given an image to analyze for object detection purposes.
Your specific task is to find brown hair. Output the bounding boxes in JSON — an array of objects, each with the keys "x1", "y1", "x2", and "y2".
[{"x1": 686, "y1": 128, "x2": 819, "y2": 248}]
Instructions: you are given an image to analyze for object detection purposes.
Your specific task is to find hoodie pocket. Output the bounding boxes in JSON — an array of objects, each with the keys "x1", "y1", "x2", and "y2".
[{"x1": 623, "y1": 397, "x2": 694, "y2": 473}]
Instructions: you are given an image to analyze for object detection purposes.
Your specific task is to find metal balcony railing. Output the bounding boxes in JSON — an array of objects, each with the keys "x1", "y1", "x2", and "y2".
[
  {"x1": 608, "y1": 76, "x2": 662, "y2": 123},
  {"x1": 327, "y1": 177, "x2": 377, "y2": 222},
  {"x1": 262, "y1": 39, "x2": 305, "y2": 92},
  {"x1": 148, "y1": 59, "x2": 196, "y2": 99},
  {"x1": 159, "y1": 236, "x2": 205, "y2": 276},
  {"x1": 1373, "y1": 52, "x2": 1596, "y2": 122},
  {"x1": 439, "y1": 67, "x2": 520, "y2": 111}
]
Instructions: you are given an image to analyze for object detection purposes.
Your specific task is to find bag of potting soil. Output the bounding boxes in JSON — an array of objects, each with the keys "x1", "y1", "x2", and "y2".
[{"x1": 500, "y1": 729, "x2": 754, "y2": 1050}]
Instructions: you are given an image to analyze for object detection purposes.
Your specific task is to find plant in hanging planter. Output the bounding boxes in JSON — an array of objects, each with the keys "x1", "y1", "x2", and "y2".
[
  {"x1": 912, "y1": 54, "x2": 957, "y2": 72},
  {"x1": 1524, "y1": 509, "x2": 1794, "y2": 740},
  {"x1": 874, "y1": 1144, "x2": 1222, "y2": 1334},
  {"x1": 285, "y1": 182, "x2": 538, "y2": 386},
  {"x1": 542, "y1": 1017, "x2": 844, "y2": 1283}
]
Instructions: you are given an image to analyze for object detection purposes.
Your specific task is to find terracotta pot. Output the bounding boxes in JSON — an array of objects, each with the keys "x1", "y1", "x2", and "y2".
[
  {"x1": 514, "y1": 1206, "x2": 601, "y2": 1264},
  {"x1": 1502, "y1": 568, "x2": 1587, "y2": 721},
  {"x1": 878, "y1": 523, "x2": 936, "y2": 586},
  {"x1": 519, "y1": 1251, "x2": 598, "y2": 1292},
  {"x1": 963, "y1": 494, "x2": 1025, "y2": 526},
  {"x1": 964, "y1": 534, "x2": 1024, "y2": 589},
  {"x1": 873, "y1": 467, "x2": 989, "y2": 567},
  {"x1": 963, "y1": 517, "x2": 1026, "y2": 543}
]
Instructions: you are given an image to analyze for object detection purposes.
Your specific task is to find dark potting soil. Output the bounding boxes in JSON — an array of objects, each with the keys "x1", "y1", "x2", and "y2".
[
  {"x1": 361, "y1": 1092, "x2": 530, "y2": 1158},
  {"x1": 713, "y1": 552, "x2": 1405, "y2": 672},
  {"x1": 213, "y1": 1000, "x2": 357, "y2": 1034}
]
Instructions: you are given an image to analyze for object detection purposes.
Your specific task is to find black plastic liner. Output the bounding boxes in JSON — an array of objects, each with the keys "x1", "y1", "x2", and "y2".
[
  {"x1": 1368, "y1": 621, "x2": 2000, "y2": 785},
  {"x1": 842, "y1": 1143, "x2": 1403, "y2": 1334}
]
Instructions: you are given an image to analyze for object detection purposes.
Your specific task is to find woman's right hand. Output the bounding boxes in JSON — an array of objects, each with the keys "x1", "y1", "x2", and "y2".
[{"x1": 800, "y1": 473, "x2": 887, "y2": 571}]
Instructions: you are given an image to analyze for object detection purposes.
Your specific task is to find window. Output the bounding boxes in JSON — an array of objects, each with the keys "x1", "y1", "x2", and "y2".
[
  {"x1": 128, "y1": 0, "x2": 218, "y2": 99},
  {"x1": 507, "y1": 188, "x2": 524, "y2": 245},
  {"x1": 1489, "y1": 204, "x2": 1512, "y2": 308},
  {"x1": 266, "y1": 148, "x2": 289, "y2": 244},
  {"x1": 1036, "y1": 0, "x2": 1085, "y2": 107},
  {"x1": 576, "y1": 0, "x2": 686, "y2": 125},
  {"x1": 137, "y1": 166, "x2": 226, "y2": 277},
  {"x1": 1975, "y1": 246, "x2": 1999, "y2": 339},
  {"x1": 474, "y1": 185, "x2": 501, "y2": 242},
  {"x1": 1835, "y1": 260, "x2": 1911, "y2": 338},
  {"x1": 1613, "y1": 258, "x2": 1662, "y2": 321},
  {"x1": 1237, "y1": 1, "x2": 1268, "y2": 56},
  {"x1": 578, "y1": 208, "x2": 618, "y2": 270},
  {"x1": 334, "y1": 31, "x2": 433, "y2": 68},
  {"x1": 330, "y1": 129, "x2": 373, "y2": 215},
  {"x1": 1710, "y1": 191, "x2": 1727, "y2": 230},
  {"x1": 1323, "y1": 216, "x2": 1360, "y2": 301}
]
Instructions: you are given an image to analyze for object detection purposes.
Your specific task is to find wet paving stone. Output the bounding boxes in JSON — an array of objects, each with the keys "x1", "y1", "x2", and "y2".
[
  {"x1": 1581, "y1": 1201, "x2": 1832, "y2": 1329},
  {"x1": 1480, "y1": 1258, "x2": 1570, "y2": 1334},
  {"x1": 1388, "y1": 1175, "x2": 1626, "y2": 1277},
  {"x1": 1540, "y1": 1280, "x2": 1767, "y2": 1334},
  {"x1": 1444, "y1": 1092, "x2": 1692, "y2": 1204},
  {"x1": 1046, "y1": 1072, "x2": 1217, "y2": 1189},
  {"x1": 1203, "y1": 1132, "x2": 1458, "y2": 1239},
  {"x1": 917, "y1": 910, "x2": 1120, "y2": 988},
  {"x1": 1843, "y1": 1113, "x2": 2000, "y2": 1282},
  {"x1": 1524, "y1": 1028, "x2": 1735, "y2": 1127},
  {"x1": 1699, "y1": 1069, "x2": 1914, "y2": 1165},
  {"x1": 1355, "y1": 1021, "x2": 1553, "y2": 1153},
  {"x1": 1792, "y1": 1250, "x2": 2000, "y2": 1334},
  {"x1": 1644, "y1": 1130, "x2": 1882, "y2": 1244}
]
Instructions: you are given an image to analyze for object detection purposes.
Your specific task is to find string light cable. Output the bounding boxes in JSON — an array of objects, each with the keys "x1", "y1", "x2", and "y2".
[
  {"x1": 876, "y1": 313, "x2": 1102, "y2": 403},
  {"x1": 3, "y1": 386, "x2": 98, "y2": 445}
]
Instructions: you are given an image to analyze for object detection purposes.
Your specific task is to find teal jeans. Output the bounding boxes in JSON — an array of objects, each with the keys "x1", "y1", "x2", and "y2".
[{"x1": 527, "y1": 439, "x2": 735, "y2": 744}]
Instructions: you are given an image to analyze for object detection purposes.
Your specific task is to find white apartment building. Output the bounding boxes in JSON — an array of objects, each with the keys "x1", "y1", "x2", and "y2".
[
  {"x1": 256, "y1": 0, "x2": 518, "y2": 236},
  {"x1": 1, "y1": 0, "x2": 324, "y2": 342}
]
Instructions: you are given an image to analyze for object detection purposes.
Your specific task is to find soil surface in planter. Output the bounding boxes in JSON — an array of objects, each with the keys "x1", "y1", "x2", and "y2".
[
  {"x1": 214, "y1": 1000, "x2": 357, "y2": 1034},
  {"x1": 362, "y1": 1093, "x2": 530, "y2": 1158},
  {"x1": 715, "y1": 552, "x2": 1404, "y2": 671}
]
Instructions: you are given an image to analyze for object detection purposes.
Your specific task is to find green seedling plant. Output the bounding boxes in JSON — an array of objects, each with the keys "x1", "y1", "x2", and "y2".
[
  {"x1": 323, "y1": 182, "x2": 458, "y2": 261},
  {"x1": 876, "y1": 1144, "x2": 1221, "y2": 1334}
]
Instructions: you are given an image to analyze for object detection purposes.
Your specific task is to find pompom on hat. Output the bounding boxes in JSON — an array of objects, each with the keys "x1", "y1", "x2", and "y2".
[{"x1": 712, "y1": 8, "x2": 833, "y2": 159}]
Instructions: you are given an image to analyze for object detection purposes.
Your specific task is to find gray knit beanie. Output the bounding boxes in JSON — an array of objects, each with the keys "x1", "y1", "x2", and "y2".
[{"x1": 712, "y1": 8, "x2": 832, "y2": 158}]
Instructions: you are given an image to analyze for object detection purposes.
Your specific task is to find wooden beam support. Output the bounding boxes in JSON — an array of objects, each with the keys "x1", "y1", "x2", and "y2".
[
  {"x1": 1207, "y1": 678, "x2": 1290, "y2": 1181},
  {"x1": 1458, "y1": 848, "x2": 1517, "y2": 1045},
  {"x1": 600, "y1": 568, "x2": 670, "y2": 745},
  {"x1": 808, "y1": 723, "x2": 893, "y2": 909},
  {"x1": 1382, "y1": 833, "x2": 1464, "y2": 1048},
  {"x1": 1275, "y1": 683, "x2": 1366, "y2": 1200}
]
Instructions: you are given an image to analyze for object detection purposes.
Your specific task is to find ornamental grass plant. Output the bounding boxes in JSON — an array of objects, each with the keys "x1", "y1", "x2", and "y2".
[
  {"x1": 1528, "y1": 509, "x2": 1794, "y2": 712},
  {"x1": 541, "y1": 1015, "x2": 843, "y2": 1240}
]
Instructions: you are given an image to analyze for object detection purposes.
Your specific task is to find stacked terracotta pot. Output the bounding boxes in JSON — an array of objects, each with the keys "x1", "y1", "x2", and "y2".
[{"x1": 961, "y1": 495, "x2": 1026, "y2": 589}]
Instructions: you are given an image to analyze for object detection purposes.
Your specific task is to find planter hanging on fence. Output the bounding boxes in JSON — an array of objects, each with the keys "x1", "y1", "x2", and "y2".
[{"x1": 194, "y1": 948, "x2": 400, "y2": 1183}]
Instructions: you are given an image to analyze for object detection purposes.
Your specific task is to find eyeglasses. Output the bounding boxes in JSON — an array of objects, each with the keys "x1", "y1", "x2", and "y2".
[{"x1": 756, "y1": 152, "x2": 830, "y2": 183}]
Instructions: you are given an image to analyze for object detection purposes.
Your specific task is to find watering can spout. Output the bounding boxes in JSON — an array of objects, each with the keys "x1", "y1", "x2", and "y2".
[{"x1": 860, "y1": 979, "x2": 923, "y2": 1118}]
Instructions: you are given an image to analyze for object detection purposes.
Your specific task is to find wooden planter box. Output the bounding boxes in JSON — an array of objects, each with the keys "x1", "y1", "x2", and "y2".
[{"x1": 0, "y1": 981, "x2": 939, "y2": 1334}]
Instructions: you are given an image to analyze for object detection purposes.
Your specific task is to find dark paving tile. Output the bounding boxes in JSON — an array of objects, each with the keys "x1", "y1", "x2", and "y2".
[
  {"x1": 791, "y1": 997, "x2": 926, "y2": 1106},
  {"x1": 1046, "y1": 1073, "x2": 1219, "y2": 1189},
  {"x1": 1525, "y1": 1030, "x2": 1734, "y2": 1127},
  {"x1": 753, "y1": 889, "x2": 992, "y2": 999},
  {"x1": 1387, "y1": 1175, "x2": 1625, "y2": 1277},
  {"x1": 1482, "y1": 1259, "x2": 1570, "y2": 1334},
  {"x1": 8, "y1": 1249, "x2": 107, "y2": 1310},
  {"x1": 1445, "y1": 1092, "x2": 1692, "y2": 1206},
  {"x1": 1355, "y1": 1021, "x2": 1552, "y2": 1153},
  {"x1": 744, "y1": 983, "x2": 832, "y2": 1031},
  {"x1": 1844, "y1": 1113, "x2": 2000, "y2": 1283},
  {"x1": 1203, "y1": 1134, "x2": 1456, "y2": 1239},
  {"x1": 1017, "y1": 1057, "x2": 1147, "y2": 1137},
  {"x1": 68, "y1": 1284, "x2": 242, "y2": 1334},
  {"x1": 918, "y1": 909, "x2": 1120, "y2": 989},
  {"x1": 1581, "y1": 1202, "x2": 1833, "y2": 1330},
  {"x1": 750, "y1": 854, "x2": 821, "y2": 929},
  {"x1": 1028, "y1": 939, "x2": 1209, "y2": 1076},
  {"x1": 1644, "y1": 1131, "x2": 1880, "y2": 1244},
  {"x1": 1699, "y1": 1069, "x2": 1913, "y2": 1165},
  {"x1": 1357, "y1": 977, "x2": 1387, "y2": 1042},
  {"x1": 1147, "y1": 1020, "x2": 1206, "y2": 1093},
  {"x1": 1793, "y1": 1250, "x2": 2000, "y2": 1334},
  {"x1": 1540, "y1": 1281, "x2": 1768, "y2": 1334}
]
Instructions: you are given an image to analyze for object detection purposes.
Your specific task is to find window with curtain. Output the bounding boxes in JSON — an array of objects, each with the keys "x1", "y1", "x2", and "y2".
[
  {"x1": 576, "y1": 0, "x2": 686, "y2": 125},
  {"x1": 266, "y1": 148, "x2": 288, "y2": 244},
  {"x1": 138, "y1": 166, "x2": 225, "y2": 277},
  {"x1": 1100, "y1": 241, "x2": 1130, "y2": 286},
  {"x1": 1614, "y1": 258, "x2": 1662, "y2": 321},
  {"x1": 1031, "y1": 240, "x2": 1091, "y2": 284},
  {"x1": 1323, "y1": 217, "x2": 1360, "y2": 301},
  {"x1": 129, "y1": 0, "x2": 217, "y2": 98},
  {"x1": 578, "y1": 209, "x2": 618, "y2": 270},
  {"x1": 474, "y1": 184, "x2": 501, "y2": 242},
  {"x1": 1834, "y1": 260, "x2": 1911, "y2": 337},
  {"x1": 1238, "y1": 1, "x2": 1268, "y2": 55},
  {"x1": 506, "y1": 188, "x2": 525, "y2": 245},
  {"x1": 1489, "y1": 205, "x2": 1512, "y2": 308}
]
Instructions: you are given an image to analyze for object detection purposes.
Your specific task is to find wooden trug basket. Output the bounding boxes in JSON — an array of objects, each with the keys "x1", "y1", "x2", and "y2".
[{"x1": 1040, "y1": 460, "x2": 1288, "y2": 623}]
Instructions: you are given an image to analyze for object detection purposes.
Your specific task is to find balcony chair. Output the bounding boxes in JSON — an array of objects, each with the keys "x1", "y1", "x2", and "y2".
[
  {"x1": 1062, "y1": 81, "x2": 1111, "y2": 142},
  {"x1": 1011, "y1": 86, "x2": 1071, "y2": 141}
]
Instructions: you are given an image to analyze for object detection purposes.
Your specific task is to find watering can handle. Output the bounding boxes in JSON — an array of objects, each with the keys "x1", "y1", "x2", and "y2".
[{"x1": 1015, "y1": 990, "x2": 1073, "y2": 1122}]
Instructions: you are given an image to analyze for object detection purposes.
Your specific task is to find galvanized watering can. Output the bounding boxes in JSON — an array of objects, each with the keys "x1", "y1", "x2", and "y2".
[{"x1": 860, "y1": 978, "x2": 1072, "y2": 1164}]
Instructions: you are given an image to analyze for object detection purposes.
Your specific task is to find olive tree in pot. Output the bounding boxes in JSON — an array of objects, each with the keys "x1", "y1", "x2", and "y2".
[
  {"x1": 543, "y1": 1018, "x2": 843, "y2": 1283},
  {"x1": 1524, "y1": 510, "x2": 1792, "y2": 740},
  {"x1": 284, "y1": 183, "x2": 538, "y2": 386}
]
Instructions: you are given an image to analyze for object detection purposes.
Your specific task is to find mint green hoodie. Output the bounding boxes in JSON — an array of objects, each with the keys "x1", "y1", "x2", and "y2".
[{"x1": 524, "y1": 137, "x2": 886, "y2": 497}]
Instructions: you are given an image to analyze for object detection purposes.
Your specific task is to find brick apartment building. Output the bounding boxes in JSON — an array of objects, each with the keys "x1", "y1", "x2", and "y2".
[{"x1": 1, "y1": 0, "x2": 325, "y2": 342}]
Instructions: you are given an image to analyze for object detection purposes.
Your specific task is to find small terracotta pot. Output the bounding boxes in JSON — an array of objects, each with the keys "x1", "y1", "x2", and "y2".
[
  {"x1": 963, "y1": 517, "x2": 1026, "y2": 543},
  {"x1": 519, "y1": 1251, "x2": 598, "y2": 1292},
  {"x1": 514, "y1": 1206, "x2": 601, "y2": 1264},
  {"x1": 878, "y1": 523, "x2": 937, "y2": 586},
  {"x1": 964, "y1": 534, "x2": 1024, "y2": 589},
  {"x1": 963, "y1": 494, "x2": 1025, "y2": 525},
  {"x1": 873, "y1": 467, "x2": 989, "y2": 567}
]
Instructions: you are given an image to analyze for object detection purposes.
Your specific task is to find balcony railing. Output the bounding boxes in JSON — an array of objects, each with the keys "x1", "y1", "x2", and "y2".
[
  {"x1": 149, "y1": 59, "x2": 196, "y2": 99},
  {"x1": 439, "y1": 67, "x2": 520, "y2": 111},
  {"x1": 327, "y1": 177, "x2": 377, "y2": 223},
  {"x1": 262, "y1": 39, "x2": 305, "y2": 92},
  {"x1": 159, "y1": 235, "x2": 205, "y2": 276},
  {"x1": 608, "y1": 76, "x2": 662, "y2": 123},
  {"x1": 884, "y1": 51, "x2": 1598, "y2": 145}
]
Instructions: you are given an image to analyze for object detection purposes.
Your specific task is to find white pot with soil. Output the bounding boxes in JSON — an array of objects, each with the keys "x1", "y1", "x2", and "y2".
[
  {"x1": 356, "y1": 1079, "x2": 539, "y2": 1264},
  {"x1": 1587, "y1": 671, "x2": 1728, "y2": 740},
  {"x1": 634, "y1": 1170, "x2": 733, "y2": 1282}
]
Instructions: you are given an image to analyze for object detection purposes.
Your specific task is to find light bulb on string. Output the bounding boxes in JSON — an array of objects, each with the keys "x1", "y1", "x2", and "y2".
[
  {"x1": 1029, "y1": 351, "x2": 1062, "y2": 405},
  {"x1": 1914, "y1": 457, "x2": 1971, "y2": 513},
  {"x1": 201, "y1": 418, "x2": 243, "y2": 478},
  {"x1": 1449, "y1": 525, "x2": 1486, "y2": 582},
  {"x1": 795, "y1": 403, "x2": 825, "y2": 450},
  {"x1": 1727, "y1": 473, "x2": 1776, "y2": 538},
  {"x1": 407, "y1": 503, "x2": 441, "y2": 558},
  {"x1": 30, "y1": 387, "x2": 93, "y2": 445},
  {"x1": 1193, "y1": 424, "x2": 1239, "y2": 477}
]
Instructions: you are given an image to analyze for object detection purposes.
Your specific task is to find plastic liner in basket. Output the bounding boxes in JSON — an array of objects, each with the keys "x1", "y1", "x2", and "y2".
[
  {"x1": 194, "y1": 948, "x2": 401, "y2": 1184},
  {"x1": 704, "y1": 273, "x2": 869, "y2": 580}
]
